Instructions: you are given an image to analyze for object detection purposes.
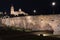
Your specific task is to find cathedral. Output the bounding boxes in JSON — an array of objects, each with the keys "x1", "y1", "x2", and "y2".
[{"x1": 10, "y1": 5, "x2": 28, "y2": 16}]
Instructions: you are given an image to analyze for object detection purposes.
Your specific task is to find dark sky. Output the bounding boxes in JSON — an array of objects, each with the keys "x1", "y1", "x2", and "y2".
[{"x1": 0, "y1": 0, "x2": 60, "y2": 15}]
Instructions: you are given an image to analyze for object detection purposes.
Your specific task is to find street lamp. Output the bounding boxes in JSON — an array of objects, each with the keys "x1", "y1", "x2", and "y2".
[
  {"x1": 52, "y1": 2, "x2": 56, "y2": 14},
  {"x1": 33, "y1": 10, "x2": 36, "y2": 15},
  {"x1": 52, "y1": 2, "x2": 56, "y2": 6}
]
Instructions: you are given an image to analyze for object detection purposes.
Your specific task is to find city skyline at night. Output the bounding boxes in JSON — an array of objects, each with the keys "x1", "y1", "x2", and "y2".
[
  {"x1": 0, "y1": 0, "x2": 60, "y2": 15},
  {"x1": 0, "y1": 0, "x2": 60, "y2": 39}
]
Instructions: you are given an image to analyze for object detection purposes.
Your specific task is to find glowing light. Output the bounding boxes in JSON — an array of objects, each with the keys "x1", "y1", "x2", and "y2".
[
  {"x1": 19, "y1": 9, "x2": 22, "y2": 11},
  {"x1": 43, "y1": 34, "x2": 52, "y2": 36},
  {"x1": 33, "y1": 10, "x2": 36, "y2": 13},
  {"x1": 52, "y1": 2, "x2": 56, "y2": 6},
  {"x1": 37, "y1": 34, "x2": 41, "y2": 36}
]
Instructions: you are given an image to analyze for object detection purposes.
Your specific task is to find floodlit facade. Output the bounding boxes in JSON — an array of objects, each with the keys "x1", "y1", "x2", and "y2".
[
  {"x1": 10, "y1": 5, "x2": 28, "y2": 16},
  {"x1": 1, "y1": 15, "x2": 60, "y2": 35}
]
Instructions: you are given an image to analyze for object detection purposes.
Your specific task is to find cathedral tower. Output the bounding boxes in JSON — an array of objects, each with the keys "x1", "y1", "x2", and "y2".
[{"x1": 10, "y1": 5, "x2": 14, "y2": 15}]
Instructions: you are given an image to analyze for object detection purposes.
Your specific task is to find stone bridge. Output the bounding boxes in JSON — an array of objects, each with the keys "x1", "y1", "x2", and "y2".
[{"x1": 1, "y1": 15, "x2": 60, "y2": 35}]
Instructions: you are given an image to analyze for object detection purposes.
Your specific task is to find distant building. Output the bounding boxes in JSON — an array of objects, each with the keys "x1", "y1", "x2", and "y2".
[
  {"x1": 10, "y1": 5, "x2": 28, "y2": 16},
  {"x1": 0, "y1": 12, "x2": 3, "y2": 14}
]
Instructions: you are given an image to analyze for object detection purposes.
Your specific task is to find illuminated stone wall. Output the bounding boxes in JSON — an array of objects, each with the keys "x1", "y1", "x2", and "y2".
[{"x1": 2, "y1": 15, "x2": 60, "y2": 35}]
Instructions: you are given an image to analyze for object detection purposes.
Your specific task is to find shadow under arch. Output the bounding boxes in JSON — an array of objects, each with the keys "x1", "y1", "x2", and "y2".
[{"x1": 43, "y1": 23, "x2": 54, "y2": 34}]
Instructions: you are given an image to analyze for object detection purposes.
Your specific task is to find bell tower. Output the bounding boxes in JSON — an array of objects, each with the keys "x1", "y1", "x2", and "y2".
[{"x1": 10, "y1": 5, "x2": 14, "y2": 15}]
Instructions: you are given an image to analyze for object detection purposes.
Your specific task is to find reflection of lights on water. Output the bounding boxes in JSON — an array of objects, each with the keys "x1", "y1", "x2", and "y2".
[
  {"x1": 43, "y1": 34, "x2": 52, "y2": 36},
  {"x1": 37, "y1": 34, "x2": 41, "y2": 36},
  {"x1": 33, "y1": 33, "x2": 53, "y2": 36},
  {"x1": 37, "y1": 34, "x2": 52, "y2": 36}
]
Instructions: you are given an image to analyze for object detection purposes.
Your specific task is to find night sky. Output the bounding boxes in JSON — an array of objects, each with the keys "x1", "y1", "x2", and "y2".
[{"x1": 0, "y1": 0, "x2": 60, "y2": 15}]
